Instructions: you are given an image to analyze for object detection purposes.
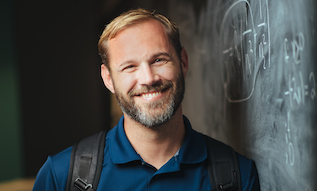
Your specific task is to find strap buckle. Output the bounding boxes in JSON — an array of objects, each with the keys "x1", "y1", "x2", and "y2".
[
  {"x1": 219, "y1": 182, "x2": 235, "y2": 190},
  {"x1": 74, "y1": 177, "x2": 93, "y2": 191}
]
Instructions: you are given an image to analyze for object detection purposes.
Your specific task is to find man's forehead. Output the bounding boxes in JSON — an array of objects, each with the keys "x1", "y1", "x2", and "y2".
[
  {"x1": 107, "y1": 20, "x2": 173, "y2": 68},
  {"x1": 111, "y1": 19, "x2": 167, "y2": 40}
]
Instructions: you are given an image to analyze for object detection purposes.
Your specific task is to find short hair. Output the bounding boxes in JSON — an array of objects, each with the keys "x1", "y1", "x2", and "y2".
[{"x1": 98, "y1": 8, "x2": 182, "y2": 70}]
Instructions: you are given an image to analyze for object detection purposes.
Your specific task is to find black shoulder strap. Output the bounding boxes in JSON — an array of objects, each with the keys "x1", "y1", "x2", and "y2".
[
  {"x1": 66, "y1": 130, "x2": 107, "y2": 191},
  {"x1": 65, "y1": 131, "x2": 240, "y2": 191},
  {"x1": 202, "y1": 134, "x2": 242, "y2": 191}
]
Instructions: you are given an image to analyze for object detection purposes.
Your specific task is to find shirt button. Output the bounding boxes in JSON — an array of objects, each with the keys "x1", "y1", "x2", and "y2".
[{"x1": 142, "y1": 162, "x2": 145, "y2": 165}]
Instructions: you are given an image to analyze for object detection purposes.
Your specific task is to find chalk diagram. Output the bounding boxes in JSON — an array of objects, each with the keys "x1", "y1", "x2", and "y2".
[{"x1": 220, "y1": 0, "x2": 271, "y2": 103}]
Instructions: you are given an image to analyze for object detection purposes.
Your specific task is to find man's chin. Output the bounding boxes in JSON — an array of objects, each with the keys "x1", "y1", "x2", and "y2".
[
  {"x1": 136, "y1": 105, "x2": 171, "y2": 119},
  {"x1": 134, "y1": 114, "x2": 171, "y2": 128},
  {"x1": 133, "y1": 105, "x2": 175, "y2": 128}
]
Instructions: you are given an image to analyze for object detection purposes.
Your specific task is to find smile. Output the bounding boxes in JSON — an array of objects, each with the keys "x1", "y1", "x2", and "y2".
[{"x1": 141, "y1": 91, "x2": 161, "y2": 99}]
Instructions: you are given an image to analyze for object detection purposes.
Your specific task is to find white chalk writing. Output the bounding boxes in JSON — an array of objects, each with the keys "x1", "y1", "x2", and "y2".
[
  {"x1": 285, "y1": 112, "x2": 295, "y2": 166},
  {"x1": 221, "y1": 0, "x2": 270, "y2": 102}
]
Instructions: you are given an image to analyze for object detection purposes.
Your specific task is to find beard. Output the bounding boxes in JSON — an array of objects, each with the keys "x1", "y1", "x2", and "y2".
[{"x1": 113, "y1": 71, "x2": 185, "y2": 128}]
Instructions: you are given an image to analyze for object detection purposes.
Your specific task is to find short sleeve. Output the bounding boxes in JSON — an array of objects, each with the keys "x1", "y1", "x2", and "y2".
[
  {"x1": 33, "y1": 157, "x2": 60, "y2": 191},
  {"x1": 237, "y1": 153, "x2": 260, "y2": 191},
  {"x1": 33, "y1": 147, "x2": 72, "y2": 191}
]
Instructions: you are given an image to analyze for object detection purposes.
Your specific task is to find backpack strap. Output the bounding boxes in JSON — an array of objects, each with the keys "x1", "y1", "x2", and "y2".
[
  {"x1": 202, "y1": 134, "x2": 242, "y2": 191},
  {"x1": 66, "y1": 130, "x2": 107, "y2": 191},
  {"x1": 65, "y1": 130, "x2": 240, "y2": 191}
]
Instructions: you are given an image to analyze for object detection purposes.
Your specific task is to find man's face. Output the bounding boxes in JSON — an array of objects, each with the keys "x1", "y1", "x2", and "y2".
[{"x1": 101, "y1": 19, "x2": 188, "y2": 127}]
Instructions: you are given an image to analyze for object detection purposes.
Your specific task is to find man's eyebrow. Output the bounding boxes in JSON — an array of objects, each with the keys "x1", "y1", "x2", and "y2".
[{"x1": 151, "y1": 52, "x2": 172, "y2": 59}]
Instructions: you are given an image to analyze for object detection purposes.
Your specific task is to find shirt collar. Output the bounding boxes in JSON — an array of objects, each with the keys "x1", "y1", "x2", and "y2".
[
  {"x1": 109, "y1": 116, "x2": 207, "y2": 165},
  {"x1": 109, "y1": 116, "x2": 141, "y2": 164},
  {"x1": 178, "y1": 116, "x2": 207, "y2": 164}
]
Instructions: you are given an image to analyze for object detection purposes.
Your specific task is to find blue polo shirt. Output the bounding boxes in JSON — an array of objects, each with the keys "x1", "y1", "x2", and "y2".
[{"x1": 33, "y1": 116, "x2": 260, "y2": 191}]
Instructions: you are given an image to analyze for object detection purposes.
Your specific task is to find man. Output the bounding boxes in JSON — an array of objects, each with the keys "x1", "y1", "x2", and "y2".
[{"x1": 33, "y1": 8, "x2": 260, "y2": 190}]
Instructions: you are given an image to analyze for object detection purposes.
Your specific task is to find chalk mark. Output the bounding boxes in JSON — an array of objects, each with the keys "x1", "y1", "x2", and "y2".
[
  {"x1": 220, "y1": 0, "x2": 271, "y2": 103},
  {"x1": 243, "y1": 29, "x2": 252, "y2": 35}
]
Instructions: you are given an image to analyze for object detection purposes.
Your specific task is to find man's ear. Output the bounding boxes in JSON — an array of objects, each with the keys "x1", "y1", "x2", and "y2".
[
  {"x1": 180, "y1": 48, "x2": 189, "y2": 78},
  {"x1": 101, "y1": 64, "x2": 115, "y2": 93}
]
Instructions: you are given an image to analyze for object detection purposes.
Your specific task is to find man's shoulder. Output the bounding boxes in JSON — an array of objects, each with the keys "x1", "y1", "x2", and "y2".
[
  {"x1": 33, "y1": 146, "x2": 72, "y2": 190},
  {"x1": 47, "y1": 129, "x2": 114, "y2": 171},
  {"x1": 236, "y1": 152, "x2": 260, "y2": 190},
  {"x1": 47, "y1": 146, "x2": 73, "y2": 177},
  {"x1": 201, "y1": 134, "x2": 255, "y2": 172},
  {"x1": 200, "y1": 133, "x2": 260, "y2": 190}
]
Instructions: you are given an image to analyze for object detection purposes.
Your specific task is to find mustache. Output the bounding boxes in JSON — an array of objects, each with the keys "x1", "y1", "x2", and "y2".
[{"x1": 128, "y1": 81, "x2": 173, "y2": 97}]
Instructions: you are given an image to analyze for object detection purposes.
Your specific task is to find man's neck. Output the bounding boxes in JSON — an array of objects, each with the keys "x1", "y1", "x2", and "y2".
[{"x1": 123, "y1": 108, "x2": 185, "y2": 170}]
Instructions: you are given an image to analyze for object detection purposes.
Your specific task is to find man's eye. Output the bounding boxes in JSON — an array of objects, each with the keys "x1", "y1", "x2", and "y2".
[
  {"x1": 123, "y1": 65, "x2": 135, "y2": 71},
  {"x1": 154, "y1": 58, "x2": 166, "y2": 63}
]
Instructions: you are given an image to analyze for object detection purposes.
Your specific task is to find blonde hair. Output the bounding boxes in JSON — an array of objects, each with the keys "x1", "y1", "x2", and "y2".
[{"x1": 98, "y1": 8, "x2": 182, "y2": 69}]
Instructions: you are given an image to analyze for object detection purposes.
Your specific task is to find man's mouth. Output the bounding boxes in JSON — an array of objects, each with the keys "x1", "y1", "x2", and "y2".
[
  {"x1": 141, "y1": 91, "x2": 162, "y2": 99},
  {"x1": 129, "y1": 82, "x2": 173, "y2": 100}
]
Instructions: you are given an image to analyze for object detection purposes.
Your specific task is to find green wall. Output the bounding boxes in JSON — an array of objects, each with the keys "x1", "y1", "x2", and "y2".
[{"x1": 0, "y1": 0, "x2": 24, "y2": 181}]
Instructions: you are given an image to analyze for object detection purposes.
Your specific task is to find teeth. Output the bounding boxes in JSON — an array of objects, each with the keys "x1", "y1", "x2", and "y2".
[{"x1": 142, "y1": 91, "x2": 161, "y2": 99}]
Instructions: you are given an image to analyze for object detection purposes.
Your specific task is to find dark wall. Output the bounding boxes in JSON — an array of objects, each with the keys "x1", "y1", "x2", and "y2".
[
  {"x1": 14, "y1": 0, "x2": 110, "y2": 177},
  {"x1": 0, "y1": 0, "x2": 23, "y2": 182}
]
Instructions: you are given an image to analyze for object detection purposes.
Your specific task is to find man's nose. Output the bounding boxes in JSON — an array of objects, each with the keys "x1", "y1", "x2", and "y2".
[{"x1": 138, "y1": 63, "x2": 158, "y2": 86}]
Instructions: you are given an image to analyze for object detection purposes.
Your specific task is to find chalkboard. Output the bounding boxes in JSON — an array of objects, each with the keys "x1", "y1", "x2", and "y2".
[{"x1": 168, "y1": 0, "x2": 317, "y2": 190}]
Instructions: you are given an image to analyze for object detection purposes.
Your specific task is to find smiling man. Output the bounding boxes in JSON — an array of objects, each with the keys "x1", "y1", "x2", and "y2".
[
  {"x1": 102, "y1": 19, "x2": 186, "y2": 129},
  {"x1": 100, "y1": 17, "x2": 188, "y2": 170},
  {"x1": 33, "y1": 8, "x2": 260, "y2": 191}
]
